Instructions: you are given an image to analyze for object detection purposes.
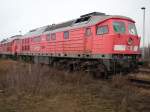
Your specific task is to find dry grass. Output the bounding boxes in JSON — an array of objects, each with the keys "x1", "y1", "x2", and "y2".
[
  {"x1": 111, "y1": 75, "x2": 130, "y2": 88},
  {"x1": 0, "y1": 59, "x2": 150, "y2": 112}
]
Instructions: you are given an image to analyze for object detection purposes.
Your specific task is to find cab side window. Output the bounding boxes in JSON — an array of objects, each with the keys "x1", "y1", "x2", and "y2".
[
  {"x1": 51, "y1": 33, "x2": 56, "y2": 40},
  {"x1": 64, "y1": 31, "x2": 69, "y2": 39},
  {"x1": 46, "y1": 34, "x2": 51, "y2": 41},
  {"x1": 96, "y1": 25, "x2": 108, "y2": 35},
  {"x1": 85, "y1": 28, "x2": 92, "y2": 36}
]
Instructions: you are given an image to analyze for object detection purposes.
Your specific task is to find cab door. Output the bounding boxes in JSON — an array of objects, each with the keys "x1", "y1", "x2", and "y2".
[
  {"x1": 12, "y1": 40, "x2": 17, "y2": 54},
  {"x1": 84, "y1": 28, "x2": 93, "y2": 53}
]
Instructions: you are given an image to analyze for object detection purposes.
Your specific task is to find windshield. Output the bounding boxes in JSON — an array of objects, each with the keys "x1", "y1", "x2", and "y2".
[
  {"x1": 113, "y1": 22, "x2": 126, "y2": 33},
  {"x1": 128, "y1": 23, "x2": 137, "y2": 35}
]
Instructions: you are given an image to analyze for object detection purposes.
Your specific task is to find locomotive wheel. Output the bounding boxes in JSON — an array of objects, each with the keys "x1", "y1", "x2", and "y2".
[{"x1": 93, "y1": 64, "x2": 108, "y2": 79}]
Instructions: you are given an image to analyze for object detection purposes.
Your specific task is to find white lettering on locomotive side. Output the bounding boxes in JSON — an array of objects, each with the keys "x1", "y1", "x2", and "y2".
[
  {"x1": 114, "y1": 45, "x2": 139, "y2": 52},
  {"x1": 114, "y1": 45, "x2": 126, "y2": 51}
]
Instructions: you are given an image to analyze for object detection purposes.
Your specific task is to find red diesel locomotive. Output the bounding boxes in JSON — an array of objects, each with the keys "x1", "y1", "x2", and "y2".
[{"x1": 0, "y1": 12, "x2": 141, "y2": 77}]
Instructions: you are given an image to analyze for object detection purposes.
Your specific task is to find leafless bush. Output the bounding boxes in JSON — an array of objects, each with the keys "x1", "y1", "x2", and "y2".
[{"x1": 0, "y1": 60, "x2": 93, "y2": 96}]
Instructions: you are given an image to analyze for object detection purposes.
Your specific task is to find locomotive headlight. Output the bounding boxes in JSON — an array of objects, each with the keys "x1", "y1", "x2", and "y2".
[{"x1": 127, "y1": 38, "x2": 133, "y2": 45}]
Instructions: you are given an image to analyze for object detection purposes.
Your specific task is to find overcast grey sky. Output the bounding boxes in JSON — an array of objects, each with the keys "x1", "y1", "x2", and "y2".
[{"x1": 0, "y1": 0, "x2": 150, "y2": 45}]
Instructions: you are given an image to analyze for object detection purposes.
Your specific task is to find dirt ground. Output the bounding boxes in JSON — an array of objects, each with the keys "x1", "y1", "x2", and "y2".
[{"x1": 0, "y1": 60, "x2": 150, "y2": 112}]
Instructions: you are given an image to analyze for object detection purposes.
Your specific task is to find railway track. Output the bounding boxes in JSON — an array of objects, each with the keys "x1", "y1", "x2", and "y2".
[
  {"x1": 128, "y1": 67, "x2": 150, "y2": 89},
  {"x1": 138, "y1": 67, "x2": 150, "y2": 74},
  {"x1": 129, "y1": 78, "x2": 150, "y2": 89}
]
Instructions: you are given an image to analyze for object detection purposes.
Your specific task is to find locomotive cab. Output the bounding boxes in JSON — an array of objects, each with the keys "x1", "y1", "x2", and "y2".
[
  {"x1": 94, "y1": 16, "x2": 141, "y2": 73},
  {"x1": 111, "y1": 18, "x2": 140, "y2": 54},
  {"x1": 110, "y1": 18, "x2": 140, "y2": 72}
]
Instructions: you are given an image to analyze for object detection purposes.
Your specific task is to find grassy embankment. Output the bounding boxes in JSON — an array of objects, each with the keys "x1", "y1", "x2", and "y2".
[{"x1": 0, "y1": 59, "x2": 150, "y2": 112}]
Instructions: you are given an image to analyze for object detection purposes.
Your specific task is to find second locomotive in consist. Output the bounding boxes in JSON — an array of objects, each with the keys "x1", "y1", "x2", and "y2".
[{"x1": 0, "y1": 12, "x2": 141, "y2": 77}]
